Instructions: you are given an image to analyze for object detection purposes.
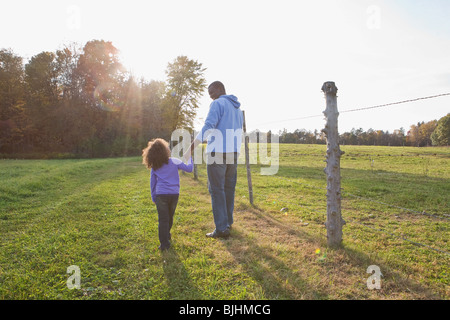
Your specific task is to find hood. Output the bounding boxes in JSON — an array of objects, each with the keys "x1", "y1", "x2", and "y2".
[{"x1": 221, "y1": 95, "x2": 241, "y2": 108}]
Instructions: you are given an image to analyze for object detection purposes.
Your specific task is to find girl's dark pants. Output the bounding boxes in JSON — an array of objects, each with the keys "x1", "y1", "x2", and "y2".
[{"x1": 155, "y1": 194, "x2": 179, "y2": 250}]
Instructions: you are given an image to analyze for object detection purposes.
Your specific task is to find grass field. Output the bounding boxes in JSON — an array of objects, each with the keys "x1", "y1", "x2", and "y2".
[{"x1": 0, "y1": 144, "x2": 449, "y2": 299}]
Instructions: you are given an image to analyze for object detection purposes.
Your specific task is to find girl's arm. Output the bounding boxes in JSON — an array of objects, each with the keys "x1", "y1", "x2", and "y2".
[
  {"x1": 150, "y1": 169, "x2": 157, "y2": 203},
  {"x1": 175, "y1": 156, "x2": 193, "y2": 173}
]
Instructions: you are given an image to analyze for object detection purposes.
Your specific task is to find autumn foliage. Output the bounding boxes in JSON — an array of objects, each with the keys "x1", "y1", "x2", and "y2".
[{"x1": 0, "y1": 40, "x2": 206, "y2": 158}]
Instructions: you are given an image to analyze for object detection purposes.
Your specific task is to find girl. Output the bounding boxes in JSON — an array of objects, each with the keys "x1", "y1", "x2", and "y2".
[{"x1": 142, "y1": 138, "x2": 193, "y2": 250}]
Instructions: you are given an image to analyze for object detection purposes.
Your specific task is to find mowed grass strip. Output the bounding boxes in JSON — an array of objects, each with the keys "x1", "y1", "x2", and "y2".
[
  {"x1": 0, "y1": 157, "x2": 259, "y2": 299},
  {"x1": 0, "y1": 144, "x2": 448, "y2": 299}
]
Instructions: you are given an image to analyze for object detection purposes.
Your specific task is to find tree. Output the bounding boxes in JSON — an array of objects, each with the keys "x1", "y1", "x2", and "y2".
[
  {"x1": 431, "y1": 113, "x2": 450, "y2": 146},
  {"x1": 52, "y1": 44, "x2": 85, "y2": 152},
  {"x1": 0, "y1": 49, "x2": 25, "y2": 120},
  {"x1": 75, "y1": 40, "x2": 127, "y2": 156},
  {"x1": 139, "y1": 79, "x2": 168, "y2": 140},
  {"x1": 418, "y1": 120, "x2": 437, "y2": 147},
  {"x1": 24, "y1": 51, "x2": 62, "y2": 151},
  {"x1": 55, "y1": 43, "x2": 82, "y2": 101},
  {"x1": 407, "y1": 122, "x2": 422, "y2": 147},
  {"x1": 76, "y1": 40, "x2": 126, "y2": 110},
  {"x1": 391, "y1": 128, "x2": 405, "y2": 146},
  {"x1": 163, "y1": 56, "x2": 207, "y2": 131},
  {"x1": 1, "y1": 41, "x2": 208, "y2": 158},
  {"x1": 25, "y1": 52, "x2": 60, "y2": 104},
  {"x1": 407, "y1": 120, "x2": 437, "y2": 147},
  {"x1": 0, "y1": 49, "x2": 25, "y2": 152}
]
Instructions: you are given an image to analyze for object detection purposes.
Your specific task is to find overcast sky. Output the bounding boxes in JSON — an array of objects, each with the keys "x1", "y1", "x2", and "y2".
[{"x1": 2, "y1": 0, "x2": 450, "y2": 133}]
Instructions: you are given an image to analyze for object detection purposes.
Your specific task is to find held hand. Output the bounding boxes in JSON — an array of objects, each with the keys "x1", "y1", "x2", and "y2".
[
  {"x1": 183, "y1": 139, "x2": 197, "y2": 162},
  {"x1": 183, "y1": 147, "x2": 191, "y2": 162}
]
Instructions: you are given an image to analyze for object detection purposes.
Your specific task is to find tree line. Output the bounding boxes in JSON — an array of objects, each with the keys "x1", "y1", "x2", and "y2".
[
  {"x1": 0, "y1": 40, "x2": 206, "y2": 158},
  {"x1": 1, "y1": 40, "x2": 448, "y2": 159},
  {"x1": 272, "y1": 114, "x2": 449, "y2": 147}
]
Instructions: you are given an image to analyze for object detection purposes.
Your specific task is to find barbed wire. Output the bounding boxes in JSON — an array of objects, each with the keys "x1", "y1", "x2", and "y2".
[
  {"x1": 232, "y1": 176, "x2": 450, "y2": 256},
  {"x1": 254, "y1": 114, "x2": 324, "y2": 127},
  {"x1": 253, "y1": 173, "x2": 449, "y2": 221},
  {"x1": 248, "y1": 151, "x2": 448, "y2": 159},
  {"x1": 339, "y1": 92, "x2": 450, "y2": 114},
  {"x1": 204, "y1": 160, "x2": 448, "y2": 223},
  {"x1": 341, "y1": 190, "x2": 450, "y2": 221},
  {"x1": 253, "y1": 92, "x2": 450, "y2": 127},
  {"x1": 227, "y1": 168, "x2": 450, "y2": 255},
  {"x1": 343, "y1": 215, "x2": 450, "y2": 256},
  {"x1": 207, "y1": 185, "x2": 449, "y2": 256}
]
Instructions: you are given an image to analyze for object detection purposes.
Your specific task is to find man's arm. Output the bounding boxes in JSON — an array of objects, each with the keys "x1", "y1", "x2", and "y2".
[{"x1": 184, "y1": 101, "x2": 221, "y2": 161}]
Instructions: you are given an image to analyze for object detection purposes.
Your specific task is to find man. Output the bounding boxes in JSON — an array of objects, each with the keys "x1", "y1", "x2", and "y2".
[{"x1": 185, "y1": 81, "x2": 243, "y2": 238}]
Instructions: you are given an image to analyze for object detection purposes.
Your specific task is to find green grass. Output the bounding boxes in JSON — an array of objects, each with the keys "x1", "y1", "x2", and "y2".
[{"x1": 0, "y1": 144, "x2": 449, "y2": 299}]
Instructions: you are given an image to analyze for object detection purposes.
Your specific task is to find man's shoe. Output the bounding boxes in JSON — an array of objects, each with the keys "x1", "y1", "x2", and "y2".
[{"x1": 206, "y1": 229, "x2": 230, "y2": 239}]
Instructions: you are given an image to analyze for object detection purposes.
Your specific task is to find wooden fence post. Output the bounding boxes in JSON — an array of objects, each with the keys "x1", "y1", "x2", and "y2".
[
  {"x1": 322, "y1": 81, "x2": 345, "y2": 247},
  {"x1": 242, "y1": 111, "x2": 254, "y2": 205},
  {"x1": 191, "y1": 131, "x2": 198, "y2": 180}
]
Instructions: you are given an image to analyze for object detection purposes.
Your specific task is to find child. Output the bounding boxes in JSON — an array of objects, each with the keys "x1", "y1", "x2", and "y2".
[{"x1": 142, "y1": 138, "x2": 193, "y2": 251}]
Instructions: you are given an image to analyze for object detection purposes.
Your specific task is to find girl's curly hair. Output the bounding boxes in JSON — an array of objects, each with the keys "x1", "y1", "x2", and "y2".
[{"x1": 142, "y1": 138, "x2": 171, "y2": 170}]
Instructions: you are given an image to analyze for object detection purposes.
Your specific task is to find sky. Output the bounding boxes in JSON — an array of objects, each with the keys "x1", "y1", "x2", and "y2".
[{"x1": 2, "y1": 0, "x2": 450, "y2": 134}]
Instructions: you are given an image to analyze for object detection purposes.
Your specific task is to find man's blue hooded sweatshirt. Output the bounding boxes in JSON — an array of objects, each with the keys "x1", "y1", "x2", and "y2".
[{"x1": 197, "y1": 95, "x2": 243, "y2": 154}]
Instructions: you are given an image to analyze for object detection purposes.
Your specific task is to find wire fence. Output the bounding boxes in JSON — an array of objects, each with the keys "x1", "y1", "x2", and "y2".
[
  {"x1": 191, "y1": 159, "x2": 449, "y2": 256},
  {"x1": 236, "y1": 172, "x2": 450, "y2": 256},
  {"x1": 193, "y1": 91, "x2": 450, "y2": 257},
  {"x1": 253, "y1": 92, "x2": 450, "y2": 127}
]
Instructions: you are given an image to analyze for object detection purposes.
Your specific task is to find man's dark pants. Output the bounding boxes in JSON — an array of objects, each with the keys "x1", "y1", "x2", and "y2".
[{"x1": 207, "y1": 152, "x2": 238, "y2": 233}]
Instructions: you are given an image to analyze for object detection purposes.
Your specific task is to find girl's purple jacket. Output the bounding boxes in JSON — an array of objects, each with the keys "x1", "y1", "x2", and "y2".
[{"x1": 150, "y1": 157, "x2": 193, "y2": 202}]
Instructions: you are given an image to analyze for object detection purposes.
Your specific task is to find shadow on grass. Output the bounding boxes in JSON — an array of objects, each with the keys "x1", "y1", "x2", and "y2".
[
  {"x1": 172, "y1": 163, "x2": 447, "y2": 298},
  {"x1": 160, "y1": 248, "x2": 205, "y2": 300},
  {"x1": 337, "y1": 244, "x2": 443, "y2": 299},
  {"x1": 222, "y1": 212, "x2": 329, "y2": 299},
  {"x1": 224, "y1": 206, "x2": 444, "y2": 299}
]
